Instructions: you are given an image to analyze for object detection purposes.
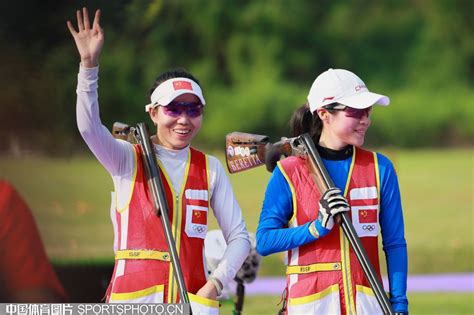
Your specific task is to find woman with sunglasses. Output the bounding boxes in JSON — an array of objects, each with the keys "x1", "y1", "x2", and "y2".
[
  {"x1": 256, "y1": 69, "x2": 408, "y2": 314},
  {"x1": 68, "y1": 8, "x2": 250, "y2": 312}
]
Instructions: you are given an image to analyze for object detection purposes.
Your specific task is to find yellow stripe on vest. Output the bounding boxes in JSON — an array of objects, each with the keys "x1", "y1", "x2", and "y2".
[
  {"x1": 286, "y1": 262, "x2": 342, "y2": 275},
  {"x1": 115, "y1": 250, "x2": 170, "y2": 261},
  {"x1": 356, "y1": 285, "x2": 376, "y2": 296},
  {"x1": 277, "y1": 162, "x2": 298, "y2": 227},
  {"x1": 288, "y1": 284, "x2": 339, "y2": 306},
  {"x1": 341, "y1": 147, "x2": 358, "y2": 315},
  {"x1": 188, "y1": 293, "x2": 220, "y2": 307},
  {"x1": 111, "y1": 284, "x2": 164, "y2": 301}
]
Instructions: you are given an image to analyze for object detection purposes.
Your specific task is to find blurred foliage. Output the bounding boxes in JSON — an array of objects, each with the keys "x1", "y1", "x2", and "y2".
[{"x1": 0, "y1": 0, "x2": 472, "y2": 154}]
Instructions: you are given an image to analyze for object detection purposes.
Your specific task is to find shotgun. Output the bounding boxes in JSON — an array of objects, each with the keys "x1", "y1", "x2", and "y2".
[
  {"x1": 113, "y1": 122, "x2": 191, "y2": 307},
  {"x1": 225, "y1": 131, "x2": 394, "y2": 314}
]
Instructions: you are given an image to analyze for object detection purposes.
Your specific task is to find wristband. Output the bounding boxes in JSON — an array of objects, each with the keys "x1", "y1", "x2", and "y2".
[
  {"x1": 209, "y1": 276, "x2": 223, "y2": 296},
  {"x1": 309, "y1": 221, "x2": 320, "y2": 238},
  {"x1": 313, "y1": 220, "x2": 331, "y2": 239}
]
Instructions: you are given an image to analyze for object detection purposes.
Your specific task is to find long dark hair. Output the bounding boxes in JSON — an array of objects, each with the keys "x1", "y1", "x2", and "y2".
[
  {"x1": 148, "y1": 68, "x2": 201, "y2": 97},
  {"x1": 289, "y1": 103, "x2": 323, "y2": 143}
]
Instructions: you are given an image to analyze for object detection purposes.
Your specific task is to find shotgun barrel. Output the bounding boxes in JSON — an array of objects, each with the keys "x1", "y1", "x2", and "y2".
[{"x1": 132, "y1": 123, "x2": 191, "y2": 306}]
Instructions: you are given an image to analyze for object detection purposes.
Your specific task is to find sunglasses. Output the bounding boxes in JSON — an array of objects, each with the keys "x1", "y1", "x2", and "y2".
[
  {"x1": 324, "y1": 104, "x2": 372, "y2": 119},
  {"x1": 160, "y1": 101, "x2": 204, "y2": 118}
]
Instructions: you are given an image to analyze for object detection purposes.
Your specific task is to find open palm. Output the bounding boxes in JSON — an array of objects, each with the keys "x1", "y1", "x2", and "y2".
[{"x1": 67, "y1": 8, "x2": 104, "y2": 68}]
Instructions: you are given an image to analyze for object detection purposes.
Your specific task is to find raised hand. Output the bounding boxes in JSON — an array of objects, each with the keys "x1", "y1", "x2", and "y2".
[{"x1": 67, "y1": 7, "x2": 104, "y2": 68}]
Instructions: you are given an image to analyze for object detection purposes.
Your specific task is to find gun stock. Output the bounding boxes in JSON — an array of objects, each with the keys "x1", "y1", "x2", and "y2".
[
  {"x1": 225, "y1": 132, "x2": 270, "y2": 173},
  {"x1": 225, "y1": 132, "x2": 294, "y2": 173},
  {"x1": 112, "y1": 122, "x2": 135, "y2": 142}
]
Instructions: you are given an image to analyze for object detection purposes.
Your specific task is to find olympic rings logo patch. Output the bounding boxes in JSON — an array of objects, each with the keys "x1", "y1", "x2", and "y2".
[
  {"x1": 362, "y1": 224, "x2": 376, "y2": 231},
  {"x1": 193, "y1": 225, "x2": 206, "y2": 233}
]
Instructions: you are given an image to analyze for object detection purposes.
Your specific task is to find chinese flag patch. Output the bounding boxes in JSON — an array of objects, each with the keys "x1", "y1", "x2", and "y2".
[
  {"x1": 358, "y1": 209, "x2": 378, "y2": 223},
  {"x1": 173, "y1": 81, "x2": 193, "y2": 91},
  {"x1": 191, "y1": 209, "x2": 207, "y2": 225}
]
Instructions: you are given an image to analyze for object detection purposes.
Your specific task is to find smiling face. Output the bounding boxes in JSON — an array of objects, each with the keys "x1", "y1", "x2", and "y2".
[
  {"x1": 149, "y1": 93, "x2": 203, "y2": 150},
  {"x1": 317, "y1": 106, "x2": 372, "y2": 149}
]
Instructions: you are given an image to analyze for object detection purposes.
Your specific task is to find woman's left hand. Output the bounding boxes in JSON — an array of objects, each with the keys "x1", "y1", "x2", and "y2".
[
  {"x1": 195, "y1": 280, "x2": 218, "y2": 300},
  {"x1": 67, "y1": 7, "x2": 104, "y2": 67}
]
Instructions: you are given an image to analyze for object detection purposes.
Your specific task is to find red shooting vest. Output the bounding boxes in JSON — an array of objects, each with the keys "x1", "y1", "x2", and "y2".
[
  {"x1": 280, "y1": 147, "x2": 383, "y2": 315},
  {"x1": 107, "y1": 145, "x2": 210, "y2": 303}
]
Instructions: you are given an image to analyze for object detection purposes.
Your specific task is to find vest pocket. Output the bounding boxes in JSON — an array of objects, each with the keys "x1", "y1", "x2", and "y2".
[
  {"x1": 355, "y1": 285, "x2": 384, "y2": 315},
  {"x1": 287, "y1": 282, "x2": 340, "y2": 314},
  {"x1": 184, "y1": 204, "x2": 208, "y2": 239},
  {"x1": 109, "y1": 284, "x2": 164, "y2": 303},
  {"x1": 188, "y1": 293, "x2": 219, "y2": 315}
]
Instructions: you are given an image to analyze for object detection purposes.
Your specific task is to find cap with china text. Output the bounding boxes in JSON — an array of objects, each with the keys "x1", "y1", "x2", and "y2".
[{"x1": 307, "y1": 68, "x2": 389, "y2": 113}]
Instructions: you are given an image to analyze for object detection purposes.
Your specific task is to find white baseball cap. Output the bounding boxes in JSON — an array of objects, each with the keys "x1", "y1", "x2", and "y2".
[
  {"x1": 307, "y1": 68, "x2": 389, "y2": 113},
  {"x1": 145, "y1": 77, "x2": 206, "y2": 112}
]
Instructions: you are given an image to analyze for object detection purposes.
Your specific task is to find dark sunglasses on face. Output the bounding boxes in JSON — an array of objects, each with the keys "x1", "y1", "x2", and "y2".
[
  {"x1": 324, "y1": 103, "x2": 372, "y2": 119},
  {"x1": 160, "y1": 101, "x2": 204, "y2": 118}
]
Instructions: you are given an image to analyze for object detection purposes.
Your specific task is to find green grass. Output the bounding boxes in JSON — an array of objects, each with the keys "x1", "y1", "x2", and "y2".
[
  {"x1": 388, "y1": 149, "x2": 474, "y2": 273},
  {"x1": 0, "y1": 148, "x2": 473, "y2": 275},
  {"x1": 0, "y1": 156, "x2": 114, "y2": 262},
  {"x1": 218, "y1": 293, "x2": 474, "y2": 314}
]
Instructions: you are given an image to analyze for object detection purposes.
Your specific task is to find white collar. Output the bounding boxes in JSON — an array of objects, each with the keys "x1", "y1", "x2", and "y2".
[{"x1": 153, "y1": 143, "x2": 189, "y2": 160}]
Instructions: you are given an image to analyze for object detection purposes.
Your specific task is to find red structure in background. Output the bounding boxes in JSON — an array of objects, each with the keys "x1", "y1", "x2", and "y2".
[{"x1": 0, "y1": 180, "x2": 67, "y2": 302}]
